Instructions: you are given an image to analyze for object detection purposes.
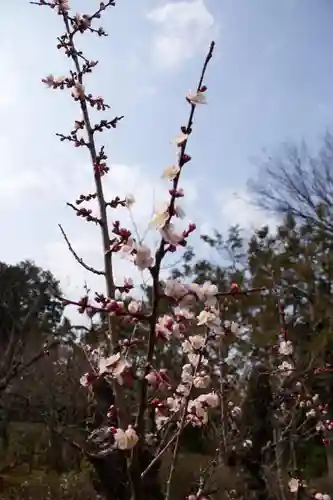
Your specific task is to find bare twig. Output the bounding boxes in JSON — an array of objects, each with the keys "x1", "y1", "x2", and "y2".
[
  {"x1": 0, "y1": 340, "x2": 59, "y2": 395},
  {"x1": 59, "y1": 224, "x2": 105, "y2": 275},
  {"x1": 141, "y1": 425, "x2": 188, "y2": 479}
]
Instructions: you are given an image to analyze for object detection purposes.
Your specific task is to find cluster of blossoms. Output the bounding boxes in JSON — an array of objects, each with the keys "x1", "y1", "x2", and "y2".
[
  {"x1": 79, "y1": 277, "x2": 239, "y2": 438},
  {"x1": 80, "y1": 351, "x2": 132, "y2": 388},
  {"x1": 277, "y1": 338, "x2": 294, "y2": 376},
  {"x1": 288, "y1": 478, "x2": 331, "y2": 500},
  {"x1": 314, "y1": 494, "x2": 331, "y2": 500}
]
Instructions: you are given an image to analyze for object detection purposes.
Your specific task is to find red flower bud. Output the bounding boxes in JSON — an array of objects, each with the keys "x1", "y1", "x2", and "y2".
[{"x1": 180, "y1": 153, "x2": 191, "y2": 166}]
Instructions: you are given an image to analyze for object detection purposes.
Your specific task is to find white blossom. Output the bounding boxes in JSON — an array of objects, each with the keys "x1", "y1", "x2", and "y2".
[
  {"x1": 174, "y1": 306, "x2": 194, "y2": 320},
  {"x1": 187, "y1": 353, "x2": 208, "y2": 367},
  {"x1": 314, "y1": 494, "x2": 330, "y2": 500},
  {"x1": 164, "y1": 279, "x2": 188, "y2": 300},
  {"x1": 162, "y1": 164, "x2": 180, "y2": 180},
  {"x1": 128, "y1": 300, "x2": 140, "y2": 314},
  {"x1": 306, "y1": 408, "x2": 316, "y2": 418},
  {"x1": 197, "y1": 308, "x2": 221, "y2": 328},
  {"x1": 193, "y1": 373, "x2": 211, "y2": 389},
  {"x1": 80, "y1": 373, "x2": 92, "y2": 387},
  {"x1": 134, "y1": 244, "x2": 153, "y2": 269},
  {"x1": 150, "y1": 204, "x2": 169, "y2": 229},
  {"x1": 242, "y1": 439, "x2": 252, "y2": 448},
  {"x1": 187, "y1": 90, "x2": 207, "y2": 105},
  {"x1": 278, "y1": 360, "x2": 293, "y2": 377},
  {"x1": 113, "y1": 426, "x2": 139, "y2": 450},
  {"x1": 182, "y1": 335, "x2": 205, "y2": 354},
  {"x1": 288, "y1": 478, "x2": 299, "y2": 493},
  {"x1": 197, "y1": 392, "x2": 219, "y2": 408},
  {"x1": 99, "y1": 353, "x2": 130, "y2": 385},
  {"x1": 174, "y1": 133, "x2": 188, "y2": 147},
  {"x1": 160, "y1": 223, "x2": 184, "y2": 245},
  {"x1": 231, "y1": 406, "x2": 241, "y2": 418},
  {"x1": 72, "y1": 83, "x2": 85, "y2": 99},
  {"x1": 279, "y1": 340, "x2": 293, "y2": 356}
]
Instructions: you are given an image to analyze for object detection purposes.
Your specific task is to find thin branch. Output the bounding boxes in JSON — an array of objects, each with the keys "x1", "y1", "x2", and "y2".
[
  {"x1": 0, "y1": 340, "x2": 59, "y2": 395},
  {"x1": 58, "y1": 223, "x2": 105, "y2": 276},
  {"x1": 135, "y1": 39, "x2": 216, "y2": 439},
  {"x1": 141, "y1": 426, "x2": 187, "y2": 479}
]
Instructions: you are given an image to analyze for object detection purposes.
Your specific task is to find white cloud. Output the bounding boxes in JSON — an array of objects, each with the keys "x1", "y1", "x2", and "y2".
[
  {"x1": 147, "y1": 0, "x2": 217, "y2": 71},
  {"x1": 0, "y1": 171, "x2": 46, "y2": 199},
  {"x1": 216, "y1": 189, "x2": 278, "y2": 232}
]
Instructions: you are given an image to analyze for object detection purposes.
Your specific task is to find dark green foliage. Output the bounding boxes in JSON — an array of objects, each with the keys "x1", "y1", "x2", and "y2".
[{"x1": 0, "y1": 259, "x2": 63, "y2": 347}]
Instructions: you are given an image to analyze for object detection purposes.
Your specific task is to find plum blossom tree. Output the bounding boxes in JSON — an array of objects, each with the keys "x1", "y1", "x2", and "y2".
[{"x1": 29, "y1": 1, "x2": 333, "y2": 500}]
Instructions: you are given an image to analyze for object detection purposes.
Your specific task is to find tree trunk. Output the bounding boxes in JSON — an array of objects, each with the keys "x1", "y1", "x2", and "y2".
[{"x1": 90, "y1": 449, "x2": 164, "y2": 500}]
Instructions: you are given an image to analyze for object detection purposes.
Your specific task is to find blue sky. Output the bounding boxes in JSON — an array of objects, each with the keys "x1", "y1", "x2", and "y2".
[{"x1": 1, "y1": 0, "x2": 333, "y2": 310}]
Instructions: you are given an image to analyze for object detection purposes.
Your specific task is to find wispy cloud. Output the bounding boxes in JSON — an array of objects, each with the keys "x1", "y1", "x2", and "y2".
[
  {"x1": 216, "y1": 189, "x2": 278, "y2": 232},
  {"x1": 147, "y1": 0, "x2": 217, "y2": 71}
]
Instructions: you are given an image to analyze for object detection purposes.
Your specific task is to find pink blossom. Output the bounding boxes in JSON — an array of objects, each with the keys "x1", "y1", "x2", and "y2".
[
  {"x1": 72, "y1": 83, "x2": 85, "y2": 99},
  {"x1": 128, "y1": 300, "x2": 140, "y2": 314},
  {"x1": 43, "y1": 74, "x2": 56, "y2": 87},
  {"x1": 156, "y1": 314, "x2": 177, "y2": 340},
  {"x1": 173, "y1": 306, "x2": 194, "y2": 320},
  {"x1": 176, "y1": 383, "x2": 191, "y2": 396},
  {"x1": 188, "y1": 399, "x2": 208, "y2": 425},
  {"x1": 134, "y1": 244, "x2": 153, "y2": 269},
  {"x1": 181, "y1": 364, "x2": 193, "y2": 384},
  {"x1": 201, "y1": 280, "x2": 218, "y2": 305},
  {"x1": 160, "y1": 223, "x2": 184, "y2": 246},
  {"x1": 187, "y1": 282, "x2": 205, "y2": 301},
  {"x1": 80, "y1": 372, "x2": 96, "y2": 387},
  {"x1": 164, "y1": 279, "x2": 188, "y2": 300},
  {"x1": 187, "y1": 353, "x2": 208, "y2": 367},
  {"x1": 119, "y1": 240, "x2": 135, "y2": 259},
  {"x1": 193, "y1": 373, "x2": 211, "y2": 389},
  {"x1": 113, "y1": 425, "x2": 139, "y2": 450},
  {"x1": 197, "y1": 308, "x2": 221, "y2": 328},
  {"x1": 57, "y1": 0, "x2": 70, "y2": 13},
  {"x1": 145, "y1": 371, "x2": 158, "y2": 386},
  {"x1": 99, "y1": 353, "x2": 131, "y2": 385},
  {"x1": 198, "y1": 392, "x2": 219, "y2": 408}
]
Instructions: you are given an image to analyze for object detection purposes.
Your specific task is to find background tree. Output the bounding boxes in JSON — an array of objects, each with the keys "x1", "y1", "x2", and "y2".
[
  {"x1": 0, "y1": 259, "x2": 64, "y2": 399},
  {"x1": 248, "y1": 131, "x2": 333, "y2": 237}
]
